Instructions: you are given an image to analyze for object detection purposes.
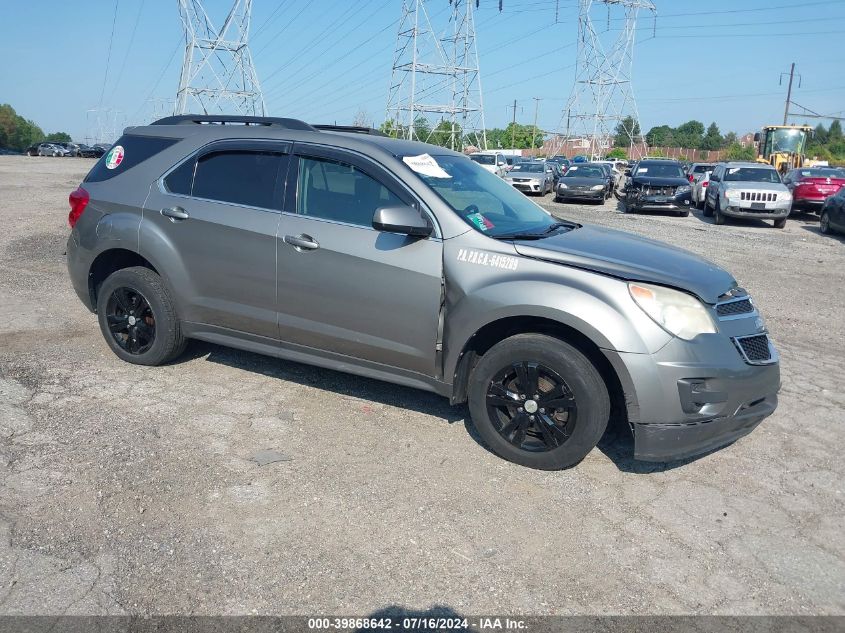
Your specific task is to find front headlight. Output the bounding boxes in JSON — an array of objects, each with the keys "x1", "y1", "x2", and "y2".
[
  {"x1": 558, "y1": 182, "x2": 568, "y2": 189},
  {"x1": 629, "y1": 282, "x2": 716, "y2": 340},
  {"x1": 724, "y1": 189, "x2": 739, "y2": 199},
  {"x1": 676, "y1": 185, "x2": 691, "y2": 194},
  {"x1": 590, "y1": 184, "x2": 604, "y2": 191}
]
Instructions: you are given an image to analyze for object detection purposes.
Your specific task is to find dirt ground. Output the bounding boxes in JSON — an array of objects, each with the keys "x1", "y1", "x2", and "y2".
[{"x1": 0, "y1": 156, "x2": 842, "y2": 616}]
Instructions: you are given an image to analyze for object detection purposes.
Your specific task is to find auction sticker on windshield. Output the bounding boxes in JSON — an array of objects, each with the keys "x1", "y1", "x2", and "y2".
[
  {"x1": 402, "y1": 154, "x2": 451, "y2": 178},
  {"x1": 105, "y1": 145, "x2": 124, "y2": 170},
  {"x1": 466, "y1": 212, "x2": 495, "y2": 231}
]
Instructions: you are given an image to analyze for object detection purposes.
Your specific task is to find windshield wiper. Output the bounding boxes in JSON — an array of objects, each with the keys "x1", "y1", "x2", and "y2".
[{"x1": 491, "y1": 222, "x2": 574, "y2": 241}]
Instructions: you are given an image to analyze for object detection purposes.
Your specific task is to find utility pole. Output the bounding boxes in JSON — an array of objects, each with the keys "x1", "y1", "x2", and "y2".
[
  {"x1": 531, "y1": 97, "x2": 542, "y2": 150},
  {"x1": 780, "y1": 62, "x2": 799, "y2": 125},
  {"x1": 507, "y1": 99, "x2": 519, "y2": 150}
]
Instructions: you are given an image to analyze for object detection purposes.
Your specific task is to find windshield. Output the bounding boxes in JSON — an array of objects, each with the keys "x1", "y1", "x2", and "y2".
[
  {"x1": 405, "y1": 154, "x2": 560, "y2": 237},
  {"x1": 470, "y1": 154, "x2": 495, "y2": 165},
  {"x1": 796, "y1": 168, "x2": 844, "y2": 179},
  {"x1": 511, "y1": 163, "x2": 544, "y2": 173},
  {"x1": 691, "y1": 164, "x2": 715, "y2": 173},
  {"x1": 765, "y1": 128, "x2": 806, "y2": 156},
  {"x1": 723, "y1": 167, "x2": 781, "y2": 183},
  {"x1": 563, "y1": 165, "x2": 605, "y2": 178},
  {"x1": 634, "y1": 163, "x2": 685, "y2": 178}
]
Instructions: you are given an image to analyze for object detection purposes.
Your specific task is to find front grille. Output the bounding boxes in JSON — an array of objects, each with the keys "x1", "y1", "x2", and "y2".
[
  {"x1": 734, "y1": 334, "x2": 772, "y2": 364},
  {"x1": 643, "y1": 186, "x2": 675, "y2": 196},
  {"x1": 716, "y1": 298, "x2": 754, "y2": 317},
  {"x1": 739, "y1": 191, "x2": 777, "y2": 202},
  {"x1": 513, "y1": 178, "x2": 530, "y2": 182}
]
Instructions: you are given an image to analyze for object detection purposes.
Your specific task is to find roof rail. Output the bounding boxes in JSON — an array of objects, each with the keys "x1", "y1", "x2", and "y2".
[
  {"x1": 313, "y1": 124, "x2": 387, "y2": 137},
  {"x1": 151, "y1": 114, "x2": 315, "y2": 131}
]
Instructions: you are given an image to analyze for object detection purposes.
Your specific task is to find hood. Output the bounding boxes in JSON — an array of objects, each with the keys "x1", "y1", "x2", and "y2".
[
  {"x1": 507, "y1": 171, "x2": 544, "y2": 180},
  {"x1": 560, "y1": 176, "x2": 606, "y2": 186},
  {"x1": 513, "y1": 224, "x2": 735, "y2": 303},
  {"x1": 631, "y1": 175, "x2": 688, "y2": 187}
]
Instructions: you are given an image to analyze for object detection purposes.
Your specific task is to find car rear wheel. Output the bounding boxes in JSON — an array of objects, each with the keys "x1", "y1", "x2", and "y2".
[
  {"x1": 702, "y1": 196, "x2": 713, "y2": 217},
  {"x1": 467, "y1": 334, "x2": 610, "y2": 470},
  {"x1": 820, "y1": 211, "x2": 831, "y2": 234},
  {"x1": 96, "y1": 266, "x2": 187, "y2": 366},
  {"x1": 773, "y1": 217, "x2": 787, "y2": 229}
]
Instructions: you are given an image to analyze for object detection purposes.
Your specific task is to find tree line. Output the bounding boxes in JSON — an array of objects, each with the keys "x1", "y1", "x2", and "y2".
[{"x1": 0, "y1": 104, "x2": 72, "y2": 151}]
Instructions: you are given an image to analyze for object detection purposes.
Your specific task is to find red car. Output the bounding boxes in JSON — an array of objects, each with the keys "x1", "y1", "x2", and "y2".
[{"x1": 783, "y1": 167, "x2": 845, "y2": 213}]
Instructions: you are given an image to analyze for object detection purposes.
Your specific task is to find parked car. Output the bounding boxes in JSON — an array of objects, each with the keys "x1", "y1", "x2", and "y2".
[
  {"x1": 547, "y1": 161, "x2": 564, "y2": 187},
  {"x1": 76, "y1": 144, "x2": 102, "y2": 158},
  {"x1": 554, "y1": 163, "x2": 608, "y2": 203},
  {"x1": 504, "y1": 155, "x2": 524, "y2": 171},
  {"x1": 503, "y1": 161, "x2": 555, "y2": 195},
  {"x1": 819, "y1": 186, "x2": 845, "y2": 236},
  {"x1": 38, "y1": 143, "x2": 70, "y2": 157},
  {"x1": 25, "y1": 143, "x2": 41, "y2": 156},
  {"x1": 52, "y1": 142, "x2": 82, "y2": 156},
  {"x1": 704, "y1": 162, "x2": 791, "y2": 228},
  {"x1": 691, "y1": 170, "x2": 712, "y2": 209},
  {"x1": 66, "y1": 114, "x2": 780, "y2": 470},
  {"x1": 782, "y1": 167, "x2": 845, "y2": 214},
  {"x1": 686, "y1": 162, "x2": 716, "y2": 184},
  {"x1": 622, "y1": 159, "x2": 692, "y2": 216},
  {"x1": 547, "y1": 156, "x2": 571, "y2": 172},
  {"x1": 469, "y1": 151, "x2": 508, "y2": 178},
  {"x1": 594, "y1": 161, "x2": 622, "y2": 196}
]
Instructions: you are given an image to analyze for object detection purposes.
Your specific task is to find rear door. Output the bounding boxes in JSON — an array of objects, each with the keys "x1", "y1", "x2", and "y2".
[
  {"x1": 141, "y1": 140, "x2": 289, "y2": 339},
  {"x1": 275, "y1": 145, "x2": 443, "y2": 376}
]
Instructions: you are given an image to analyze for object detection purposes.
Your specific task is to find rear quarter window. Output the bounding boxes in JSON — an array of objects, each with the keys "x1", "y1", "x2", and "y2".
[{"x1": 84, "y1": 135, "x2": 178, "y2": 183}]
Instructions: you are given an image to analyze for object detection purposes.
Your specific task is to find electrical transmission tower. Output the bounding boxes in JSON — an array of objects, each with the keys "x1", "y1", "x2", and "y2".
[
  {"x1": 554, "y1": 0, "x2": 655, "y2": 159},
  {"x1": 385, "y1": 0, "x2": 488, "y2": 151},
  {"x1": 175, "y1": 0, "x2": 265, "y2": 116}
]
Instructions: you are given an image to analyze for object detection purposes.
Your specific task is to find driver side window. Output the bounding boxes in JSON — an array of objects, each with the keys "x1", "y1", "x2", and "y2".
[{"x1": 296, "y1": 156, "x2": 404, "y2": 227}]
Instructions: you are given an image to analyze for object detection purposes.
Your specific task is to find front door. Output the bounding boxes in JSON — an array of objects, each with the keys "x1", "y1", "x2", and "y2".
[
  {"x1": 141, "y1": 141, "x2": 290, "y2": 339},
  {"x1": 275, "y1": 146, "x2": 443, "y2": 376}
]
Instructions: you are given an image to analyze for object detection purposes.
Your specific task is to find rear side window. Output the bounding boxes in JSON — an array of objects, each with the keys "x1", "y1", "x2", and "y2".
[
  {"x1": 192, "y1": 150, "x2": 286, "y2": 209},
  {"x1": 84, "y1": 135, "x2": 177, "y2": 183},
  {"x1": 164, "y1": 159, "x2": 195, "y2": 195}
]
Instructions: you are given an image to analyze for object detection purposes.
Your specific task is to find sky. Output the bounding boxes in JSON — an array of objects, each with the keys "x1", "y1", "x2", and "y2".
[{"x1": 2, "y1": 0, "x2": 844, "y2": 143}]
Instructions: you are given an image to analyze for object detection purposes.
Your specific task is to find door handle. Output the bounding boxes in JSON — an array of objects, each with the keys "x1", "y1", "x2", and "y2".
[
  {"x1": 284, "y1": 234, "x2": 320, "y2": 251},
  {"x1": 161, "y1": 206, "x2": 189, "y2": 221}
]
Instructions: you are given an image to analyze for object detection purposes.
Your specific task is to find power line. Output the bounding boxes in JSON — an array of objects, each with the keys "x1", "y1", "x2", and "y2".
[
  {"x1": 107, "y1": 0, "x2": 146, "y2": 103},
  {"x1": 98, "y1": 0, "x2": 120, "y2": 108}
]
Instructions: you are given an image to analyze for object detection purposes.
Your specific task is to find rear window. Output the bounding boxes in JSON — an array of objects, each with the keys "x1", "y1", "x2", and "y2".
[
  {"x1": 692, "y1": 165, "x2": 715, "y2": 173},
  {"x1": 84, "y1": 135, "x2": 177, "y2": 183},
  {"x1": 192, "y1": 150, "x2": 286, "y2": 209},
  {"x1": 724, "y1": 167, "x2": 781, "y2": 183}
]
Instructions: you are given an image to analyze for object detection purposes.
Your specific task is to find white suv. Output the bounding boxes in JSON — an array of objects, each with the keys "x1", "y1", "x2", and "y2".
[
  {"x1": 704, "y1": 162, "x2": 792, "y2": 228},
  {"x1": 469, "y1": 151, "x2": 508, "y2": 178}
]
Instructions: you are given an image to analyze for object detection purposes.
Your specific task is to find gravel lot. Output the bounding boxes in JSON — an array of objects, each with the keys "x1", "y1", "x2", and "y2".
[{"x1": 0, "y1": 156, "x2": 843, "y2": 616}]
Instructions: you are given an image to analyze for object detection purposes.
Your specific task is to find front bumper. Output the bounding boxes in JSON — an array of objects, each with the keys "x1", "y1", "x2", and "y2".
[
  {"x1": 723, "y1": 199, "x2": 790, "y2": 220},
  {"x1": 507, "y1": 180, "x2": 545, "y2": 193},
  {"x1": 557, "y1": 187, "x2": 605, "y2": 200},
  {"x1": 627, "y1": 192, "x2": 692, "y2": 212},
  {"x1": 603, "y1": 331, "x2": 780, "y2": 462}
]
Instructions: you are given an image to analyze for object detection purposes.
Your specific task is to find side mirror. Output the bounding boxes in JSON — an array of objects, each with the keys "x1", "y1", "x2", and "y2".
[
  {"x1": 753, "y1": 132, "x2": 761, "y2": 142},
  {"x1": 372, "y1": 205, "x2": 432, "y2": 238},
  {"x1": 624, "y1": 169, "x2": 632, "y2": 176}
]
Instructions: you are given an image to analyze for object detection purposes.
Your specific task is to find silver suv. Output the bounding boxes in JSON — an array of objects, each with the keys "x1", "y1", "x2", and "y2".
[
  {"x1": 66, "y1": 115, "x2": 780, "y2": 470},
  {"x1": 704, "y1": 161, "x2": 792, "y2": 228}
]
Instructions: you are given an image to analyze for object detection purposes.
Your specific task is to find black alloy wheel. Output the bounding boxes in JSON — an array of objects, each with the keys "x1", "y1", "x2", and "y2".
[
  {"x1": 486, "y1": 361, "x2": 577, "y2": 453},
  {"x1": 104, "y1": 287, "x2": 156, "y2": 355}
]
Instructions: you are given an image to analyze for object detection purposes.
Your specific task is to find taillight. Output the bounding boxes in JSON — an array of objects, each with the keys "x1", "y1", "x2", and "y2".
[
  {"x1": 688, "y1": 174, "x2": 694, "y2": 182},
  {"x1": 68, "y1": 186, "x2": 89, "y2": 228},
  {"x1": 702, "y1": 181, "x2": 709, "y2": 187}
]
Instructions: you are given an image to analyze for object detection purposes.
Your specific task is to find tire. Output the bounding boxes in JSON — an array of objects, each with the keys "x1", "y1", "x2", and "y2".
[
  {"x1": 714, "y1": 199, "x2": 725, "y2": 225},
  {"x1": 702, "y1": 195, "x2": 713, "y2": 217},
  {"x1": 820, "y1": 211, "x2": 831, "y2": 234},
  {"x1": 96, "y1": 266, "x2": 187, "y2": 366},
  {"x1": 553, "y1": 196, "x2": 561, "y2": 203},
  {"x1": 467, "y1": 334, "x2": 610, "y2": 470},
  {"x1": 773, "y1": 217, "x2": 787, "y2": 229},
  {"x1": 679, "y1": 209, "x2": 690, "y2": 217}
]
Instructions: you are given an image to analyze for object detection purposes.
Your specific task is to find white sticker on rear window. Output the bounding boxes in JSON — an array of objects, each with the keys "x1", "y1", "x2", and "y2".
[
  {"x1": 403, "y1": 154, "x2": 452, "y2": 179},
  {"x1": 637, "y1": 167, "x2": 647, "y2": 173},
  {"x1": 568, "y1": 165, "x2": 578, "y2": 171},
  {"x1": 729, "y1": 168, "x2": 740, "y2": 174}
]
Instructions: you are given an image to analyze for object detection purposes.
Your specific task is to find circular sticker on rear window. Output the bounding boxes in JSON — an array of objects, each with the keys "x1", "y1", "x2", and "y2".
[{"x1": 105, "y1": 145, "x2": 124, "y2": 170}]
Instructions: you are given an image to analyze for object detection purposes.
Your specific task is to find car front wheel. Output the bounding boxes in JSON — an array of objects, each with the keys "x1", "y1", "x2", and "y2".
[
  {"x1": 467, "y1": 334, "x2": 610, "y2": 470},
  {"x1": 96, "y1": 266, "x2": 187, "y2": 366},
  {"x1": 820, "y1": 211, "x2": 831, "y2": 234}
]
